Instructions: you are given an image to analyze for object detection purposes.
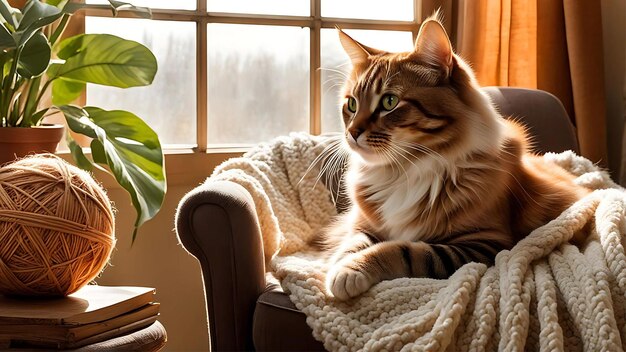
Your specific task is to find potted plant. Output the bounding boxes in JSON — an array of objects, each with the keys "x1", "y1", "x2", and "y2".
[{"x1": 0, "y1": 0, "x2": 165, "y2": 241}]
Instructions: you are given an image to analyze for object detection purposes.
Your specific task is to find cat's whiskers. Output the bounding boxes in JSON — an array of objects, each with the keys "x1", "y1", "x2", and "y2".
[
  {"x1": 325, "y1": 148, "x2": 349, "y2": 206},
  {"x1": 316, "y1": 142, "x2": 346, "y2": 190},
  {"x1": 395, "y1": 140, "x2": 446, "y2": 161},
  {"x1": 381, "y1": 143, "x2": 409, "y2": 186},
  {"x1": 324, "y1": 82, "x2": 349, "y2": 96},
  {"x1": 300, "y1": 137, "x2": 342, "y2": 187},
  {"x1": 385, "y1": 143, "x2": 422, "y2": 187},
  {"x1": 386, "y1": 143, "x2": 418, "y2": 169},
  {"x1": 384, "y1": 146, "x2": 411, "y2": 186},
  {"x1": 319, "y1": 67, "x2": 353, "y2": 84},
  {"x1": 394, "y1": 140, "x2": 448, "y2": 167},
  {"x1": 332, "y1": 158, "x2": 349, "y2": 206}
]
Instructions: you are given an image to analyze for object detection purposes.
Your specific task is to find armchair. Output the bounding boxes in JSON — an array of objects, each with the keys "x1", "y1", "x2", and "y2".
[{"x1": 175, "y1": 87, "x2": 578, "y2": 351}]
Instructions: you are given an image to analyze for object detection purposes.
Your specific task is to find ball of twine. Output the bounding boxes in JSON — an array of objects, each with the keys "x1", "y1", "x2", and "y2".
[{"x1": 0, "y1": 154, "x2": 116, "y2": 297}]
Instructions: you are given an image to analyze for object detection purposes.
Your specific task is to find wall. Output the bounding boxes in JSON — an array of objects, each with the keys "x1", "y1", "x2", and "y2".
[{"x1": 82, "y1": 151, "x2": 242, "y2": 351}]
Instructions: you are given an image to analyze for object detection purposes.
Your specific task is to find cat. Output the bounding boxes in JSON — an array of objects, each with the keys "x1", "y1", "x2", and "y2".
[{"x1": 323, "y1": 15, "x2": 590, "y2": 301}]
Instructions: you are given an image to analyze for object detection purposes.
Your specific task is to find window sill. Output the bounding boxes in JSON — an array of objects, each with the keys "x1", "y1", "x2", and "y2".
[{"x1": 58, "y1": 148, "x2": 246, "y2": 189}]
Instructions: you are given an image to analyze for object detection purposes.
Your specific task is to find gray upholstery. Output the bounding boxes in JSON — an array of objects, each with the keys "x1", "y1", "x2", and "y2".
[
  {"x1": 175, "y1": 87, "x2": 578, "y2": 351},
  {"x1": 176, "y1": 181, "x2": 265, "y2": 351},
  {"x1": 483, "y1": 87, "x2": 579, "y2": 154}
]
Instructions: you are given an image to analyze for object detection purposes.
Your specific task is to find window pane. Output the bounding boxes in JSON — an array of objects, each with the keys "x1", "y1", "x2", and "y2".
[
  {"x1": 321, "y1": 0, "x2": 413, "y2": 21},
  {"x1": 207, "y1": 0, "x2": 309, "y2": 16},
  {"x1": 85, "y1": 18, "x2": 197, "y2": 146},
  {"x1": 320, "y1": 29, "x2": 413, "y2": 133},
  {"x1": 86, "y1": 0, "x2": 196, "y2": 10},
  {"x1": 208, "y1": 24, "x2": 309, "y2": 145}
]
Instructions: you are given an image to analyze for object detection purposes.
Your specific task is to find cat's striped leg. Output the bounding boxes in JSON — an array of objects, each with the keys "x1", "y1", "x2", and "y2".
[{"x1": 327, "y1": 230, "x2": 513, "y2": 300}]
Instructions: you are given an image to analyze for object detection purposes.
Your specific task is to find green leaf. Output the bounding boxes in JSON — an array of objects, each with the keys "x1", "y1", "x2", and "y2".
[
  {"x1": 18, "y1": 0, "x2": 61, "y2": 30},
  {"x1": 60, "y1": 1, "x2": 150, "y2": 18},
  {"x1": 58, "y1": 2, "x2": 87, "y2": 14},
  {"x1": 67, "y1": 138, "x2": 93, "y2": 171},
  {"x1": 0, "y1": 0, "x2": 17, "y2": 29},
  {"x1": 15, "y1": 0, "x2": 62, "y2": 46},
  {"x1": 62, "y1": 105, "x2": 97, "y2": 137},
  {"x1": 46, "y1": 0, "x2": 65, "y2": 6},
  {"x1": 51, "y1": 34, "x2": 157, "y2": 88},
  {"x1": 21, "y1": 75, "x2": 41, "y2": 124},
  {"x1": 9, "y1": 91, "x2": 20, "y2": 124},
  {"x1": 28, "y1": 107, "x2": 47, "y2": 126},
  {"x1": 17, "y1": 30, "x2": 49, "y2": 77},
  {"x1": 52, "y1": 77, "x2": 84, "y2": 105},
  {"x1": 0, "y1": 22, "x2": 14, "y2": 49},
  {"x1": 59, "y1": 105, "x2": 166, "y2": 241},
  {"x1": 108, "y1": 0, "x2": 151, "y2": 19}
]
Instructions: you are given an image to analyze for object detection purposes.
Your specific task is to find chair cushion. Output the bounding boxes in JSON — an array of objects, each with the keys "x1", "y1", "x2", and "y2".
[{"x1": 253, "y1": 275, "x2": 325, "y2": 351}]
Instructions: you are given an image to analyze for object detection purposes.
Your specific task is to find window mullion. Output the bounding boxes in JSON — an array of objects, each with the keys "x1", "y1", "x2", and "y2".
[
  {"x1": 309, "y1": 0, "x2": 321, "y2": 135},
  {"x1": 413, "y1": 0, "x2": 421, "y2": 43},
  {"x1": 196, "y1": 0, "x2": 208, "y2": 151}
]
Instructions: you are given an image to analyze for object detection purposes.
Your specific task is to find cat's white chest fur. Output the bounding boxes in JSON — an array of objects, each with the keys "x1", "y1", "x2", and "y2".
[{"x1": 348, "y1": 159, "x2": 445, "y2": 241}]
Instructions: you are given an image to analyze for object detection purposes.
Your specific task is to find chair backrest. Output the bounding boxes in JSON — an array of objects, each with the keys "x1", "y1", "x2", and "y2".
[
  {"x1": 483, "y1": 87, "x2": 579, "y2": 154},
  {"x1": 322, "y1": 87, "x2": 579, "y2": 211}
]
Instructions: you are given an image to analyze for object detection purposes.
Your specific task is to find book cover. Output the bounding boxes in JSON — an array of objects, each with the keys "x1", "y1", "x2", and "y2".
[
  {"x1": 0, "y1": 303, "x2": 160, "y2": 343},
  {"x1": 0, "y1": 286, "x2": 155, "y2": 325},
  {"x1": 6, "y1": 315, "x2": 160, "y2": 349}
]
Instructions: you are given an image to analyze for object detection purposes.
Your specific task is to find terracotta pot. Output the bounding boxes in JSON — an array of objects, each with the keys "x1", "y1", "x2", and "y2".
[
  {"x1": 7, "y1": 0, "x2": 26, "y2": 9},
  {"x1": 0, "y1": 124, "x2": 65, "y2": 166}
]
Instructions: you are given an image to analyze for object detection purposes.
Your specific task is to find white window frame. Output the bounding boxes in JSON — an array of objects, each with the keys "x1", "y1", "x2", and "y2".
[{"x1": 83, "y1": 0, "x2": 446, "y2": 152}]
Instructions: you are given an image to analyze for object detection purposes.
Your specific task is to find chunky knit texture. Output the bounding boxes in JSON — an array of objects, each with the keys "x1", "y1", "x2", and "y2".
[{"x1": 210, "y1": 133, "x2": 626, "y2": 351}]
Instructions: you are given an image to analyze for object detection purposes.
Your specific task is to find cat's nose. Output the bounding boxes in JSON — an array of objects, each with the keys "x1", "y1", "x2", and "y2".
[{"x1": 348, "y1": 128, "x2": 364, "y2": 141}]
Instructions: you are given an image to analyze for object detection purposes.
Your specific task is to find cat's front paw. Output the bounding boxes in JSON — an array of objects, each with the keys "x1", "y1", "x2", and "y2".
[{"x1": 326, "y1": 264, "x2": 374, "y2": 300}]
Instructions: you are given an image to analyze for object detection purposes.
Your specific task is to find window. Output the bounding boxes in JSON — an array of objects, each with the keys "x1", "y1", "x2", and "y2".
[{"x1": 82, "y1": 0, "x2": 422, "y2": 150}]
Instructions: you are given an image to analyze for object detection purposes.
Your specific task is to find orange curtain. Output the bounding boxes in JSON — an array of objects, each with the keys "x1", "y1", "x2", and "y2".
[{"x1": 456, "y1": 0, "x2": 608, "y2": 165}]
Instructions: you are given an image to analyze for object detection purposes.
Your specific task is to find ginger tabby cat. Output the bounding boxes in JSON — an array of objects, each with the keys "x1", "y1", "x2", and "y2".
[{"x1": 323, "y1": 16, "x2": 590, "y2": 301}]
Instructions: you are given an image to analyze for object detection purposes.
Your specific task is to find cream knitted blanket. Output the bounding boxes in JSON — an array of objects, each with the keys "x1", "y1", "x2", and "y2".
[{"x1": 211, "y1": 132, "x2": 626, "y2": 351}]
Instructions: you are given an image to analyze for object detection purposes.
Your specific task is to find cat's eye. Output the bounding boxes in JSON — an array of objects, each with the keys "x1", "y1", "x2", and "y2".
[
  {"x1": 381, "y1": 94, "x2": 399, "y2": 111},
  {"x1": 347, "y1": 97, "x2": 357, "y2": 113}
]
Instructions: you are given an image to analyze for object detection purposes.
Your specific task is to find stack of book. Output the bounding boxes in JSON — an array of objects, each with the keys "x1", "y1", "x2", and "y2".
[{"x1": 0, "y1": 286, "x2": 159, "y2": 349}]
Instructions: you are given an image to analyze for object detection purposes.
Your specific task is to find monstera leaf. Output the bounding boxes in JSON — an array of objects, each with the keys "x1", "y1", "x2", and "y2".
[
  {"x1": 60, "y1": 105, "x2": 166, "y2": 241},
  {"x1": 50, "y1": 33, "x2": 157, "y2": 88}
]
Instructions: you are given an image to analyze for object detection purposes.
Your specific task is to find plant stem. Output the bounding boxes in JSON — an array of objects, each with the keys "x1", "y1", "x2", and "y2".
[
  {"x1": 21, "y1": 75, "x2": 42, "y2": 126},
  {"x1": 33, "y1": 79, "x2": 53, "y2": 115},
  {"x1": 49, "y1": 13, "x2": 71, "y2": 46},
  {"x1": 1, "y1": 47, "x2": 21, "y2": 125}
]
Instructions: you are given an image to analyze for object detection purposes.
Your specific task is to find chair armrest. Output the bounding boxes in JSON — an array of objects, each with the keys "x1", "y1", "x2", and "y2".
[{"x1": 175, "y1": 180, "x2": 266, "y2": 351}]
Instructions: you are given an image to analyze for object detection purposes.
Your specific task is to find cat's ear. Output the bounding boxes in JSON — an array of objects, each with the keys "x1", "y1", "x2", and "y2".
[
  {"x1": 337, "y1": 27, "x2": 381, "y2": 65},
  {"x1": 414, "y1": 19, "x2": 453, "y2": 73}
]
